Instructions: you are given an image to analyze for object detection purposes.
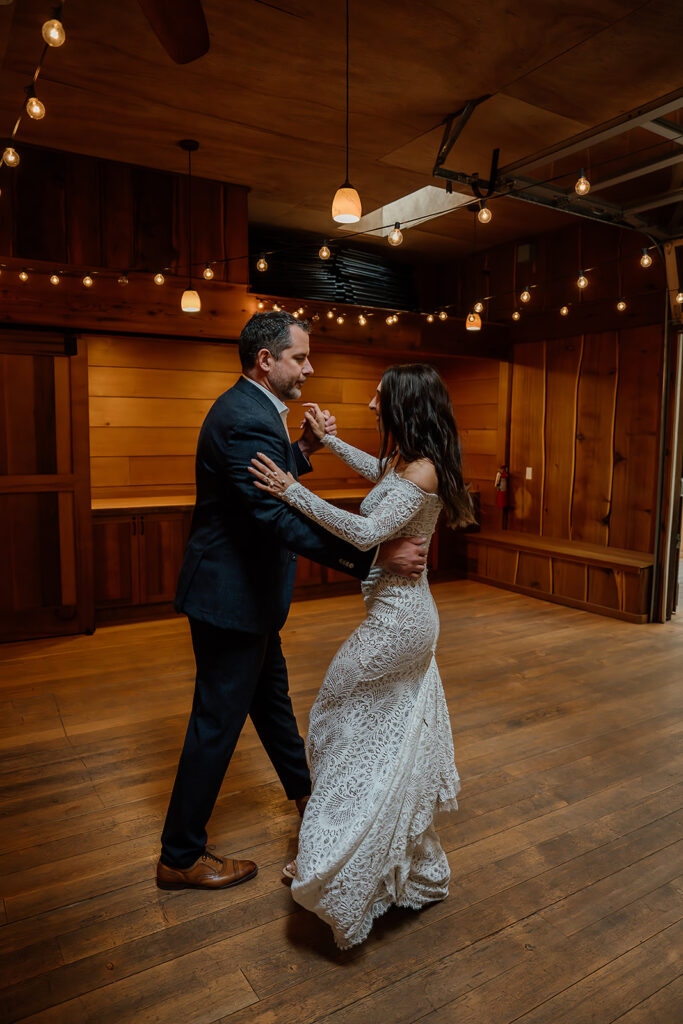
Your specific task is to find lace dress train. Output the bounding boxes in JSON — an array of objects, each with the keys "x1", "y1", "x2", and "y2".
[{"x1": 281, "y1": 435, "x2": 460, "y2": 949}]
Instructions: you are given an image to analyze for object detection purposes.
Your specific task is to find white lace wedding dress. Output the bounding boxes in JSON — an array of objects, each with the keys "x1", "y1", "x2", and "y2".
[{"x1": 281, "y1": 435, "x2": 460, "y2": 949}]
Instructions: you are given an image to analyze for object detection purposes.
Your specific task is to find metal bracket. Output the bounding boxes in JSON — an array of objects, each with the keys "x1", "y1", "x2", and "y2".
[{"x1": 433, "y1": 96, "x2": 490, "y2": 174}]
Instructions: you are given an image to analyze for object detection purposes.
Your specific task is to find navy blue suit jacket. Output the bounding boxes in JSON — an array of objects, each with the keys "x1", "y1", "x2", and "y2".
[{"x1": 175, "y1": 376, "x2": 376, "y2": 633}]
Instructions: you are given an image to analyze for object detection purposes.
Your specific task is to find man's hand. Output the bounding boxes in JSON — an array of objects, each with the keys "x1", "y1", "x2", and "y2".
[
  {"x1": 377, "y1": 536, "x2": 427, "y2": 579},
  {"x1": 298, "y1": 404, "x2": 337, "y2": 457}
]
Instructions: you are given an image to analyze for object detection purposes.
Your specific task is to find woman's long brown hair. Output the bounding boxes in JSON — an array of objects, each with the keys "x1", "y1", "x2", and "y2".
[{"x1": 377, "y1": 363, "x2": 477, "y2": 528}]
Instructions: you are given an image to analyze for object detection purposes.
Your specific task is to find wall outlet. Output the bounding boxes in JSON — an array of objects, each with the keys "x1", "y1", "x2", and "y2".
[{"x1": 525, "y1": 466, "x2": 533, "y2": 480}]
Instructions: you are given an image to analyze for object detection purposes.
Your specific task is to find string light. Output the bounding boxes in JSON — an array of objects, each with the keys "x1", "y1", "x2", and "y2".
[
  {"x1": 117, "y1": 273, "x2": 129, "y2": 285},
  {"x1": 297, "y1": 307, "x2": 304, "y2": 315},
  {"x1": 336, "y1": 315, "x2": 344, "y2": 325},
  {"x1": 202, "y1": 264, "x2": 214, "y2": 280},
  {"x1": 438, "y1": 311, "x2": 447, "y2": 321},
  {"x1": 520, "y1": 289, "x2": 531, "y2": 303},
  {"x1": 560, "y1": 305, "x2": 569, "y2": 317},
  {"x1": 42, "y1": 13, "x2": 66, "y2": 47},
  {"x1": 512, "y1": 310, "x2": 521, "y2": 321},
  {"x1": 640, "y1": 248, "x2": 653, "y2": 268},
  {"x1": 617, "y1": 299, "x2": 627, "y2": 312},
  {"x1": 2, "y1": 146, "x2": 19, "y2": 167},
  {"x1": 477, "y1": 202, "x2": 492, "y2": 224},
  {"x1": 388, "y1": 223, "x2": 403, "y2": 246},
  {"x1": 327, "y1": 310, "x2": 335, "y2": 319},
  {"x1": 466, "y1": 312, "x2": 482, "y2": 331},
  {"x1": 256, "y1": 256, "x2": 268, "y2": 272},
  {"x1": 257, "y1": 300, "x2": 265, "y2": 309},
  {"x1": 386, "y1": 315, "x2": 394, "y2": 325},
  {"x1": 293, "y1": 310, "x2": 300, "y2": 318},
  {"x1": 82, "y1": 275, "x2": 93, "y2": 287},
  {"x1": 154, "y1": 273, "x2": 165, "y2": 285},
  {"x1": 19, "y1": 269, "x2": 28, "y2": 281},
  {"x1": 426, "y1": 314, "x2": 434, "y2": 323},
  {"x1": 574, "y1": 169, "x2": 591, "y2": 196},
  {"x1": 473, "y1": 301, "x2": 484, "y2": 313},
  {"x1": 676, "y1": 291, "x2": 683, "y2": 304},
  {"x1": 358, "y1": 314, "x2": 367, "y2": 326},
  {"x1": 25, "y1": 93, "x2": 45, "y2": 120},
  {"x1": 319, "y1": 245, "x2": 331, "y2": 260},
  {"x1": 49, "y1": 273, "x2": 59, "y2": 285},
  {"x1": 577, "y1": 273, "x2": 588, "y2": 289},
  {"x1": 273, "y1": 303, "x2": 281, "y2": 311}
]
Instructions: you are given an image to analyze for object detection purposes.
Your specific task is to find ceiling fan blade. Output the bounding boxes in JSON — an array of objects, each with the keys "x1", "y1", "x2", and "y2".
[{"x1": 137, "y1": 0, "x2": 209, "y2": 64}]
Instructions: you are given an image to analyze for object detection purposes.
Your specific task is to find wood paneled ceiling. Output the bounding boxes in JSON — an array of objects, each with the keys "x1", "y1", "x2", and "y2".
[{"x1": 1, "y1": 0, "x2": 682, "y2": 257}]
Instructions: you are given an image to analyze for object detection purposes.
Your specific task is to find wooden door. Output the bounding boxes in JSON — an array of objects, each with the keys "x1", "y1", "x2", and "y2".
[
  {"x1": 137, "y1": 511, "x2": 191, "y2": 604},
  {"x1": 0, "y1": 332, "x2": 93, "y2": 641},
  {"x1": 92, "y1": 514, "x2": 140, "y2": 608}
]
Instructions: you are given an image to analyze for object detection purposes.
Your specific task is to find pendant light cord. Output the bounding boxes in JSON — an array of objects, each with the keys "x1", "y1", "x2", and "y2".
[
  {"x1": 345, "y1": 0, "x2": 349, "y2": 183},
  {"x1": 187, "y1": 148, "x2": 192, "y2": 289}
]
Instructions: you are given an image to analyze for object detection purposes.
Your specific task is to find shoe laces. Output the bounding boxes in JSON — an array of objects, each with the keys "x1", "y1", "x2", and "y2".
[{"x1": 201, "y1": 849, "x2": 223, "y2": 866}]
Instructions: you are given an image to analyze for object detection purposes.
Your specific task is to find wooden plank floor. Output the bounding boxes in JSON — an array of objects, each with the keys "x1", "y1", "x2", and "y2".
[{"x1": 0, "y1": 580, "x2": 681, "y2": 1024}]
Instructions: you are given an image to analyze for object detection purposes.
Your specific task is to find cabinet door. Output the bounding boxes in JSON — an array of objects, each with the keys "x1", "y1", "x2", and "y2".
[
  {"x1": 138, "y1": 512, "x2": 190, "y2": 604},
  {"x1": 92, "y1": 515, "x2": 139, "y2": 607}
]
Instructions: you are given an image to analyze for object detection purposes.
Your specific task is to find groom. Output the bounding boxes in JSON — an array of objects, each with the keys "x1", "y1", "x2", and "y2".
[{"x1": 157, "y1": 310, "x2": 427, "y2": 890}]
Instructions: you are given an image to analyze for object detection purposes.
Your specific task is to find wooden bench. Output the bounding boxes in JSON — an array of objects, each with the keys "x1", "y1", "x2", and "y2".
[{"x1": 459, "y1": 530, "x2": 654, "y2": 623}]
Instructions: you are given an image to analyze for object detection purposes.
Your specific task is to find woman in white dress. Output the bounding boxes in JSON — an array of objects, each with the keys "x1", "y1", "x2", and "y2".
[{"x1": 249, "y1": 363, "x2": 476, "y2": 949}]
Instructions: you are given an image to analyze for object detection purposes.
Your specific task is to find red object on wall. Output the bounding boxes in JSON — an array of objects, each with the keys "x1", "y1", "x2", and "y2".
[{"x1": 495, "y1": 466, "x2": 509, "y2": 508}]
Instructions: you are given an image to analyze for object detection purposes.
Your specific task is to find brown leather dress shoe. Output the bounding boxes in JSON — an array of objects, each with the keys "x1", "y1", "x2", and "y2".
[{"x1": 156, "y1": 850, "x2": 257, "y2": 891}]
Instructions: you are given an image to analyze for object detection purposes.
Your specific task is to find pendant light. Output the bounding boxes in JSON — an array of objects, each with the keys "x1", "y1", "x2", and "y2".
[
  {"x1": 331, "y1": 0, "x2": 361, "y2": 223},
  {"x1": 179, "y1": 140, "x2": 201, "y2": 313}
]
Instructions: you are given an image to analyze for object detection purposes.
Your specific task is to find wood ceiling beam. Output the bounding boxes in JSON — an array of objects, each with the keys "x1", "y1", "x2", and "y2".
[
  {"x1": 626, "y1": 188, "x2": 683, "y2": 215},
  {"x1": 643, "y1": 118, "x2": 683, "y2": 147},
  {"x1": 590, "y1": 153, "x2": 683, "y2": 193}
]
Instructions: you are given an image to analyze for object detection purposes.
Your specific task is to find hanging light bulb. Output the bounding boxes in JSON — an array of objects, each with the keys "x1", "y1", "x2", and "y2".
[
  {"x1": 385, "y1": 315, "x2": 394, "y2": 325},
  {"x1": 203, "y1": 264, "x2": 214, "y2": 280},
  {"x1": 319, "y1": 245, "x2": 331, "y2": 260},
  {"x1": 388, "y1": 223, "x2": 403, "y2": 246},
  {"x1": 577, "y1": 272, "x2": 588, "y2": 289},
  {"x1": 473, "y1": 301, "x2": 484, "y2": 314},
  {"x1": 574, "y1": 169, "x2": 591, "y2": 196},
  {"x1": 676, "y1": 291, "x2": 683, "y2": 304},
  {"x1": 26, "y1": 94, "x2": 45, "y2": 120},
  {"x1": 336, "y1": 315, "x2": 344, "y2": 325},
  {"x1": 358, "y1": 314, "x2": 367, "y2": 326},
  {"x1": 82, "y1": 275, "x2": 93, "y2": 287},
  {"x1": 117, "y1": 273, "x2": 129, "y2": 286},
  {"x1": 560, "y1": 305, "x2": 569, "y2": 317},
  {"x1": 19, "y1": 269, "x2": 29, "y2": 282},
  {"x1": 520, "y1": 289, "x2": 531, "y2": 303},
  {"x1": 181, "y1": 289, "x2": 201, "y2": 312},
  {"x1": 154, "y1": 272, "x2": 165, "y2": 285},
  {"x1": 512, "y1": 310, "x2": 521, "y2": 321},
  {"x1": 640, "y1": 248, "x2": 653, "y2": 269},
  {"x1": 49, "y1": 273, "x2": 60, "y2": 285},
  {"x1": 327, "y1": 309, "x2": 335, "y2": 319},
  {"x1": 2, "y1": 146, "x2": 20, "y2": 167},
  {"x1": 466, "y1": 312, "x2": 482, "y2": 331},
  {"x1": 426, "y1": 314, "x2": 434, "y2": 323},
  {"x1": 297, "y1": 307, "x2": 304, "y2": 315},
  {"x1": 257, "y1": 300, "x2": 265, "y2": 309},
  {"x1": 42, "y1": 15, "x2": 66, "y2": 47},
  {"x1": 438, "y1": 311, "x2": 448, "y2": 321},
  {"x1": 256, "y1": 256, "x2": 268, "y2": 272},
  {"x1": 477, "y1": 202, "x2": 492, "y2": 224},
  {"x1": 293, "y1": 310, "x2": 300, "y2": 319},
  {"x1": 331, "y1": 0, "x2": 362, "y2": 222},
  {"x1": 617, "y1": 299, "x2": 627, "y2": 312}
]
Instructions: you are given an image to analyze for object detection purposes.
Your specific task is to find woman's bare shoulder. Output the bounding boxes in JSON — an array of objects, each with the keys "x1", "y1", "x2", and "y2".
[{"x1": 399, "y1": 459, "x2": 439, "y2": 493}]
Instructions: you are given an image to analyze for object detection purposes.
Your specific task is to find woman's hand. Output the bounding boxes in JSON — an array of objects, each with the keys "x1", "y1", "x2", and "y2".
[{"x1": 248, "y1": 452, "x2": 296, "y2": 497}]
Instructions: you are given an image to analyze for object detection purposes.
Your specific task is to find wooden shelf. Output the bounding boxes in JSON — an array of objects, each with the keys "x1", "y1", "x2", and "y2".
[{"x1": 91, "y1": 488, "x2": 370, "y2": 513}]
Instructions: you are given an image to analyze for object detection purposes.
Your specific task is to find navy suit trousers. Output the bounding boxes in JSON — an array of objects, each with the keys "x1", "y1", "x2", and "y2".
[{"x1": 160, "y1": 618, "x2": 311, "y2": 868}]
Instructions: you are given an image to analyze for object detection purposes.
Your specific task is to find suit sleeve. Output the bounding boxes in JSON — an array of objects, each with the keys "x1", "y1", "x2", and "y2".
[{"x1": 213, "y1": 415, "x2": 376, "y2": 580}]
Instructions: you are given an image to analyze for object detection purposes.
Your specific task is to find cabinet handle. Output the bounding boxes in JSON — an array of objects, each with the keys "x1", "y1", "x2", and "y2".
[
  {"x1": 132, "y1": 517, "x2": 137, "y2": 536},
  {"x1": 140, "y1": 515, "x2": 145, "y2": 535}
]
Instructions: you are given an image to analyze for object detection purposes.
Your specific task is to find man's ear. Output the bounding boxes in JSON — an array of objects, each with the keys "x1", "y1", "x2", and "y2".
[{"x1": 256, "y1": 348, "x2": 274, "y2": 373}]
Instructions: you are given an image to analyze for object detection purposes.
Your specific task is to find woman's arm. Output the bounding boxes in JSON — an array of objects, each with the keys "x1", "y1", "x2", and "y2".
[{"x1": 320, "y1": 434, "x2": 382, "y2": 482}]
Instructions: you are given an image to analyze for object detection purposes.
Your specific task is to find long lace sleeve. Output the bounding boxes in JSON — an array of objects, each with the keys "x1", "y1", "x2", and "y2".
[
  {"x1": 320, "y1": 435, "x2": 381, "y2": 482},
  {"x1": 282, "y1": 477, "x2": 433, "y2": 551}
]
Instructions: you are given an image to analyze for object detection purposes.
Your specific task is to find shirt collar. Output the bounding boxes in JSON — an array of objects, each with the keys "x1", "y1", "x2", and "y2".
[{"x1": 241, "y1": 375, "x2": 289, "y2": 415}]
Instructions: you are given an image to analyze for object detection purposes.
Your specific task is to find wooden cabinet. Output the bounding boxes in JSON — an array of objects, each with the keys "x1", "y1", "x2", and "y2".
[{"x1": 93, "y1": 508, "x2": 192, "y2": 619}]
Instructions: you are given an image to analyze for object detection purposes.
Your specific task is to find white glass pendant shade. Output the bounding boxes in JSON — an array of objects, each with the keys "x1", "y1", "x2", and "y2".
[
  {"x1": 466, "y1": 312, "x2": 482, "y2": 331},
  {"x1": 332, "y1": 184, "x2": 362, "y2": 223},
  {"x1": 181, "y1": 288, "x2": 201, "y2": 312}
]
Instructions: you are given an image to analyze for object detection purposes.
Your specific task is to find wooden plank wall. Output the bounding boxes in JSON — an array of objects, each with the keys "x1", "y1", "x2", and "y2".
[
  {"x1": 507, "y1": 325, "x2": 663, "y2": 553},
  {"x1": 88, "y1": 336, "x2": 503, "y2": 526}
]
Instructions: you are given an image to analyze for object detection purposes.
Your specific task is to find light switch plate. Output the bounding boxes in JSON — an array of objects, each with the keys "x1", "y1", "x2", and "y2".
[{"x1": 525, "y1": 466, "x2": 533, "y2": 480}]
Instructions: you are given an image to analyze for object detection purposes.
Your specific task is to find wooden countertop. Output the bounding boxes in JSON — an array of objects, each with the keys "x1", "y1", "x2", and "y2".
[{"x1": 91, "y1": 488, "x2": 371, "y2": 513}]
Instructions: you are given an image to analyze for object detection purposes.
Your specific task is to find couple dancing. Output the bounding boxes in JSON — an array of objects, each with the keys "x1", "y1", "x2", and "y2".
[{"x1": 157, "y1": 310, "x2": 475, "y2": 949}]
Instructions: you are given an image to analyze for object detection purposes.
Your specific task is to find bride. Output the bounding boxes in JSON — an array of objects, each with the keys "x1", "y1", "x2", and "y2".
[{"x1": 249, "y1": 362, "x2": 476, "y2": 949}]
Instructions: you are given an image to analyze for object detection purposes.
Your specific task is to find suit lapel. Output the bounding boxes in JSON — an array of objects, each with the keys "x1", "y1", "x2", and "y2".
[{"x1": 234, "y1": 376, "x2": 298, "y2": 474}]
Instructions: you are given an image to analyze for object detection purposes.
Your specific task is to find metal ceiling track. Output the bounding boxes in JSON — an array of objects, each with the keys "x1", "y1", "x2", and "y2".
[{"x1": 433, "y1": 88, "x2": 683, "y2": 241}]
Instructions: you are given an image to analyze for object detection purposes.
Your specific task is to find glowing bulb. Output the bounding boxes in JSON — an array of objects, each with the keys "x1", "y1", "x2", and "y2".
[
  {"x1": 293, "y1": 310, "x2": 300, "y2": 319},
  {"x1": 477, "y1": 203, "x2": 492, "y2": 224},
  {"x1": 577, "y1": 274, "x2": 588, "y2": 289},
  {"x1": 82, "y1": 275, "x2": 93, "y2": 287},
  {"x1": 388, "y1": 223, "x2": 403, "y2": 246},
  {"x1": 2, "y1": 146, "x2": 20, "y2": 167},
  {"x1": 473, "y1": 301, "x2": 483, "y2": 313},
  {"x1": 426, "y1": 314, "x2": 434, "y2": 323},
  {"x1": 19, "y1": 269, "x2": 28, "y2": 282},
  {"x1": 50, "y1": 274, "x2": 60, "y2": 285},
  {"x1": 520, "y1": 289, "x2": 531, "y2": 303},
  {"x1": 336, "y1": 315, "x2": 344, "y2": 325},
  {"x1": 117, "y1": 274, "x2": 129, "y2": 285},
  {"x1": 181, "y1": 288, "x2": 201, "y2": 312},
  {"x1": 575, "y1": 170, "x2": 590, "y2": 196},
  {"x1": 560, "y1": 305, "x2": 569, "y2": 317},
  {"x1": 326, "y1": 310, "x2": 334, "y2": 319},
  {"x1": 386, "y1": 315, "x2": 394, "y2": 325},
  {"x1": 42, "y1": 18, "x2": 66, "y2": 47},
  {"x1": 257, "y1": 300, "x2": 264, "y2": 309},
  {"x1": 358, "y1": 314, "x2": 367, "y2": 326},
  {"x1": 256, "y1": 256, "x2": 268, "y2": 272},
  {"x1": 617, "y1": 299, "x2": 627, "y2": 312},
  {"x1": 332, "y1": 184, "x2": 362, "y2": 223},
  {"x1": 512, "y1": 311, "x2": 521, "y2": 321},
  {"x1": 438, "y1": 311, "x2": 447, "y2": 321},
  {"x1": 676, "y1": 291, "x2": 683, "y2": 304},
  {"x1": 26, "y1": 96, "x2": 45, "y2": 120},
  {"x1": 466, "y1": 312, "x2": 482, "y2": 331},
  {"x1": 640, "y1": 248, "x2": 653, "y2": 269},
  {"x1": 297, "y1": 307, "x2": 304, "y2": 315},
  {"x1": 154, "y1": 273, "x2": 165, "y2": 285},
  {"x1": 202, "y1": 264, "x2": 214, "y2": 280},
  {"x1": 273, "y1": 303, "x2": 281, "y2": 311},
  {"x1": 319, "y1": 245, "x2": 331, "y2": 260}
]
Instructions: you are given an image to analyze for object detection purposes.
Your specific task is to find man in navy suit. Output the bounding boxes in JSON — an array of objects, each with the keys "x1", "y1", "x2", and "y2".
[{"x1": 157, "y1": 311, "x2": 427, "y2": 890}]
